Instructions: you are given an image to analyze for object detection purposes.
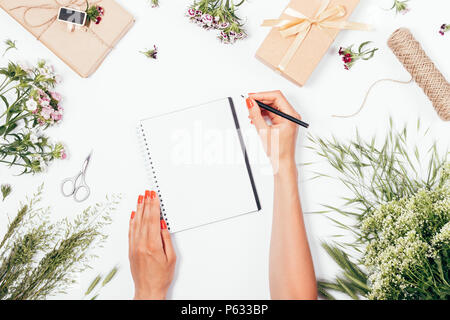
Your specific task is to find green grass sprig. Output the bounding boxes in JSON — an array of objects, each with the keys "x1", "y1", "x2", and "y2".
[{"x1": 0, "y1": 186, "x2": 121, "y2": 300}]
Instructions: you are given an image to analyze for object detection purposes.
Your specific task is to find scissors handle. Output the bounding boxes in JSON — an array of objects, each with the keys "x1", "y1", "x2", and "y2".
[
  {"x1": 61, "y1": 176, "x2": 77, "y2": 197},
  {"x1": 73, "y1": 184, "x2": 91, "y2": 202},
  {"x1": 61, "y1": 172, "x2": 90, "y2": 202}
]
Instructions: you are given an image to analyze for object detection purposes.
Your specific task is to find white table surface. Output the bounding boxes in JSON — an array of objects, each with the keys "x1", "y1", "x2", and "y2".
[{"x1": 0, "y1": 0, "x2": 449, "y2": 300}]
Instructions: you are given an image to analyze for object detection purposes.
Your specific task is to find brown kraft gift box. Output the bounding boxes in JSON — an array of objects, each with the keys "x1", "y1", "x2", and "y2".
[
  {"x1": 0, "y1": 0, "x2": 134, "y2": 78},
  {"x1": 256, "y1": 0, "x2": 361, "y2": 87}
]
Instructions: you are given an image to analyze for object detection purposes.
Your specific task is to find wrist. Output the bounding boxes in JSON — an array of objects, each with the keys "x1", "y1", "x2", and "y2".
[
  {"x1": 273, "y1": 157, "x2": 297, "y2": 178},
  {"x1": 134, "y1": 290, "x2": 166, "y2": 300}
]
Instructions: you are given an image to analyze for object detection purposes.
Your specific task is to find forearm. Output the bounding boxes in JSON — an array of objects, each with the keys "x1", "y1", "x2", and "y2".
[{"x1": 269, "y1": 160, "x2": 317, "y2": 299}]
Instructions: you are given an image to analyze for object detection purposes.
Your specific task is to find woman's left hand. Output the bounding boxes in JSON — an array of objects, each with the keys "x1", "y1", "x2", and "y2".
[{"x1": 129, "y1": 190, "x2": 176, "y2": 300}]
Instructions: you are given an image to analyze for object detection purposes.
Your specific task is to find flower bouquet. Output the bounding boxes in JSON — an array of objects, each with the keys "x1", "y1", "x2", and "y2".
[
  {"x1": 0, "y1": 60, "x2": 66, "y2": 174},
  {"x1": 186, "y1": 0, "x2": 247, "y2": 44},
  {"x1": 308, "y1": 120, "x2": 449, "y2": 300}
]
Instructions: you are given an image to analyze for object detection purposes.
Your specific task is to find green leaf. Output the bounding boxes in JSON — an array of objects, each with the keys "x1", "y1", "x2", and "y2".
[{"x1": 358, "y1": 41, "x2": 371, "y2": 53}]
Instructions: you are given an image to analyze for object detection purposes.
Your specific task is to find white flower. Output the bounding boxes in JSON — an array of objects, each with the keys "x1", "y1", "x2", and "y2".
[
  {"x1": 40, "y1": 99, "x2": 50, "y2": 107},
  {"x1": 30, "y1": 132, "x2": 39, "y2": 144},
  {"x1": 26, "y1": 99, "x2": 37, "y2": 110}
]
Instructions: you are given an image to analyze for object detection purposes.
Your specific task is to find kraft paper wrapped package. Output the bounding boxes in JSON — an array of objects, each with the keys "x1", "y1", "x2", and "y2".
[
  {"x1": 256, "y1": 0, "x2": 367, "y2": 87},
  {"x1": 0, "y1": 0, "x2": 134, "y2": 78}
]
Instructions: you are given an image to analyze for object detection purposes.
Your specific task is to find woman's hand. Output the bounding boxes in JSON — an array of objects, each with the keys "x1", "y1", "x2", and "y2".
[
  {"x1": 248, "y1": 92, "x2": 316, "y2": 299},
  {"x1": 246, "y1": 91, "x2": 301, "y2": 175},
  {"x1": 129, "y1": 190, "x2": 176, "y2": 300}
]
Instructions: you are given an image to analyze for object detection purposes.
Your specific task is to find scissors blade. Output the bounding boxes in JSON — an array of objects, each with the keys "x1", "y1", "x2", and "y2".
[{"x1": 82, "y1": 150, "x2": 93, "y2": 174}]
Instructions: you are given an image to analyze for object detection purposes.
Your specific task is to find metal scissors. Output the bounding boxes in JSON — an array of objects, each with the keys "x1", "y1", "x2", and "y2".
[{"x1": 61, "y1": 151, "x2": 92, "y2": 202}]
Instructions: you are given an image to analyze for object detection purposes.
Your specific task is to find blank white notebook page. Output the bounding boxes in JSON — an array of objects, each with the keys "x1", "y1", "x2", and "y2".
[{"x1": 140, "y1": 97, "x2": 260, "y2": 233}]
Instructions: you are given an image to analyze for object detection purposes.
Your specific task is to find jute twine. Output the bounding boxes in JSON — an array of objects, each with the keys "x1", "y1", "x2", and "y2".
[
  {"x1": 389, "y1": 28, "x2": 450, "y2": 121},
  {"x1": 334, "y1": 28, "x2": 450, "y2": 121}
]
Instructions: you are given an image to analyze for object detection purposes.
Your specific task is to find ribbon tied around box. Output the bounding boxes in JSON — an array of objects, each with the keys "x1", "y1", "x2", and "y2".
[{"x1": 262, "y1": 0, "x2": 372, "y2": 71}]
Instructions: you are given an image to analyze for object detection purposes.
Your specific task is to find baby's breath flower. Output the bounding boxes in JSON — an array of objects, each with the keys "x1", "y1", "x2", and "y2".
[{"x1": 362, "y1": 172, "x2": 449, "y2": 300}]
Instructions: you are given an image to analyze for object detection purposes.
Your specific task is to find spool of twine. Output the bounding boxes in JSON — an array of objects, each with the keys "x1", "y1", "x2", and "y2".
[
  {"x1": 388, "y1": 28, "x2": 450, "y2": 121},
  {"x1": 334, "y1": 28, "x2": 450, "y2": 120}
]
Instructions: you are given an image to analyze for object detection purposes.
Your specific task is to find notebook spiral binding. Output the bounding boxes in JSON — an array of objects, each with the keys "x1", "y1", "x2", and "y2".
[{"x1": 137, "y1": 123, "x2": 170, "y2": 231}]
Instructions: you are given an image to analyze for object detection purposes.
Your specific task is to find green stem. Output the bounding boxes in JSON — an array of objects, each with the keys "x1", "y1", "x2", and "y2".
[
  {"x1": 1, "y1": 89, "x2": 30, "y2": 119},
  {"x1": 0, "y1": 159, "x2": 27, "y2": 167}
]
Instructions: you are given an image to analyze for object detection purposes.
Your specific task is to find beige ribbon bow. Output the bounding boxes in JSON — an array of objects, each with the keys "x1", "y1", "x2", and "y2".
[{"x1": 262, "y1": 0, "x2": 372, "y2": 71}]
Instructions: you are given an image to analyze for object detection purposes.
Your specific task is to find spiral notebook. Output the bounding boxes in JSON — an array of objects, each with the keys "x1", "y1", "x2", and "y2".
[{"x1": 138, "y1": 97, "x2": 261, "y2": 233}]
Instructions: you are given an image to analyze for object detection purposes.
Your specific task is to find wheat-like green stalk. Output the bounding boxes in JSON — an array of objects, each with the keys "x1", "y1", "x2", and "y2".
[
  {"x1": 0, "y1": 186, "x2": 121, "y2": 300},
  {"x1": 84, "y1": 266, "x2": 119, "y2": 300}
]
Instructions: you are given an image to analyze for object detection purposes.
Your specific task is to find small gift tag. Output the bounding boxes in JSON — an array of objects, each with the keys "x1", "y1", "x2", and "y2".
[{"x1": 57, "y1": 7, "x2": 87, "y2": 26}]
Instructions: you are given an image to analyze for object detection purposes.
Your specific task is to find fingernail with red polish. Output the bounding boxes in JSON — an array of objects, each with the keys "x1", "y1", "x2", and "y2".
[
  {"x1": 151, "y1": 190, "x2": 157, "y2": 199},
  {"x1": 138, "y1": 195, "x2": 143, "y2": 204},
  {"x1": 131, "y1": 211, "x2": 135, "y2": 219},
  {"x1": 160, "y1": 219, "x2": 167, "y2": 229},
  {"x1": 246, "y1": 98, "x2": 253, "y2": 109},
  {"x1": 145, "y1": 190, "x2": 150, "y2": 199}
]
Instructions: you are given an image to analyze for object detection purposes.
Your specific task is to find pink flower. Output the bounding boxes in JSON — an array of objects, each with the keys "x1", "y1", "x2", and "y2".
[
  {"x1": 187, "y1": 8, "x2": 196, "y2": 17},
  {"x1": 51, "y1": 111, "x2": 62, "y2": 122},
  {"x1": 202, "y1": 14, "x2": 213, "y2": 26},
  {"x1": 40, "y1": 106, "x2": 53, "y2": 120},
  {"x1": 50, "y1": 91, "x2": 61, "y2": 101},
  {"x1": 61, "y1": 150, "x2": 67, "y2": 160},
  {"x1": 218, "y1": 22, "x2": 230, "y2": 30}
]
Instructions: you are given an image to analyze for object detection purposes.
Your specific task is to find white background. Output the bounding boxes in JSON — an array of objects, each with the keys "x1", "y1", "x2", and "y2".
[{"x1": 0, "y1": 0, "x2": 449, "y2": 300}]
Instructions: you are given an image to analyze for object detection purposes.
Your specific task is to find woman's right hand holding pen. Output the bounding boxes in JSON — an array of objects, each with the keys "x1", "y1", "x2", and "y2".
[
  {"x1": 246, "y1": 91, "x2": 302, "y2": 175},
  {"x1": 247, "y1": 90, "x2": 317, "y2": 300}
]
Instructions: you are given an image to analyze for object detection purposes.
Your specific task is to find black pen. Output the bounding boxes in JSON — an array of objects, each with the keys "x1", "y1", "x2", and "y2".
[{"x1": 242, "y1": 95, "x2": 309, "y2": 129}]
